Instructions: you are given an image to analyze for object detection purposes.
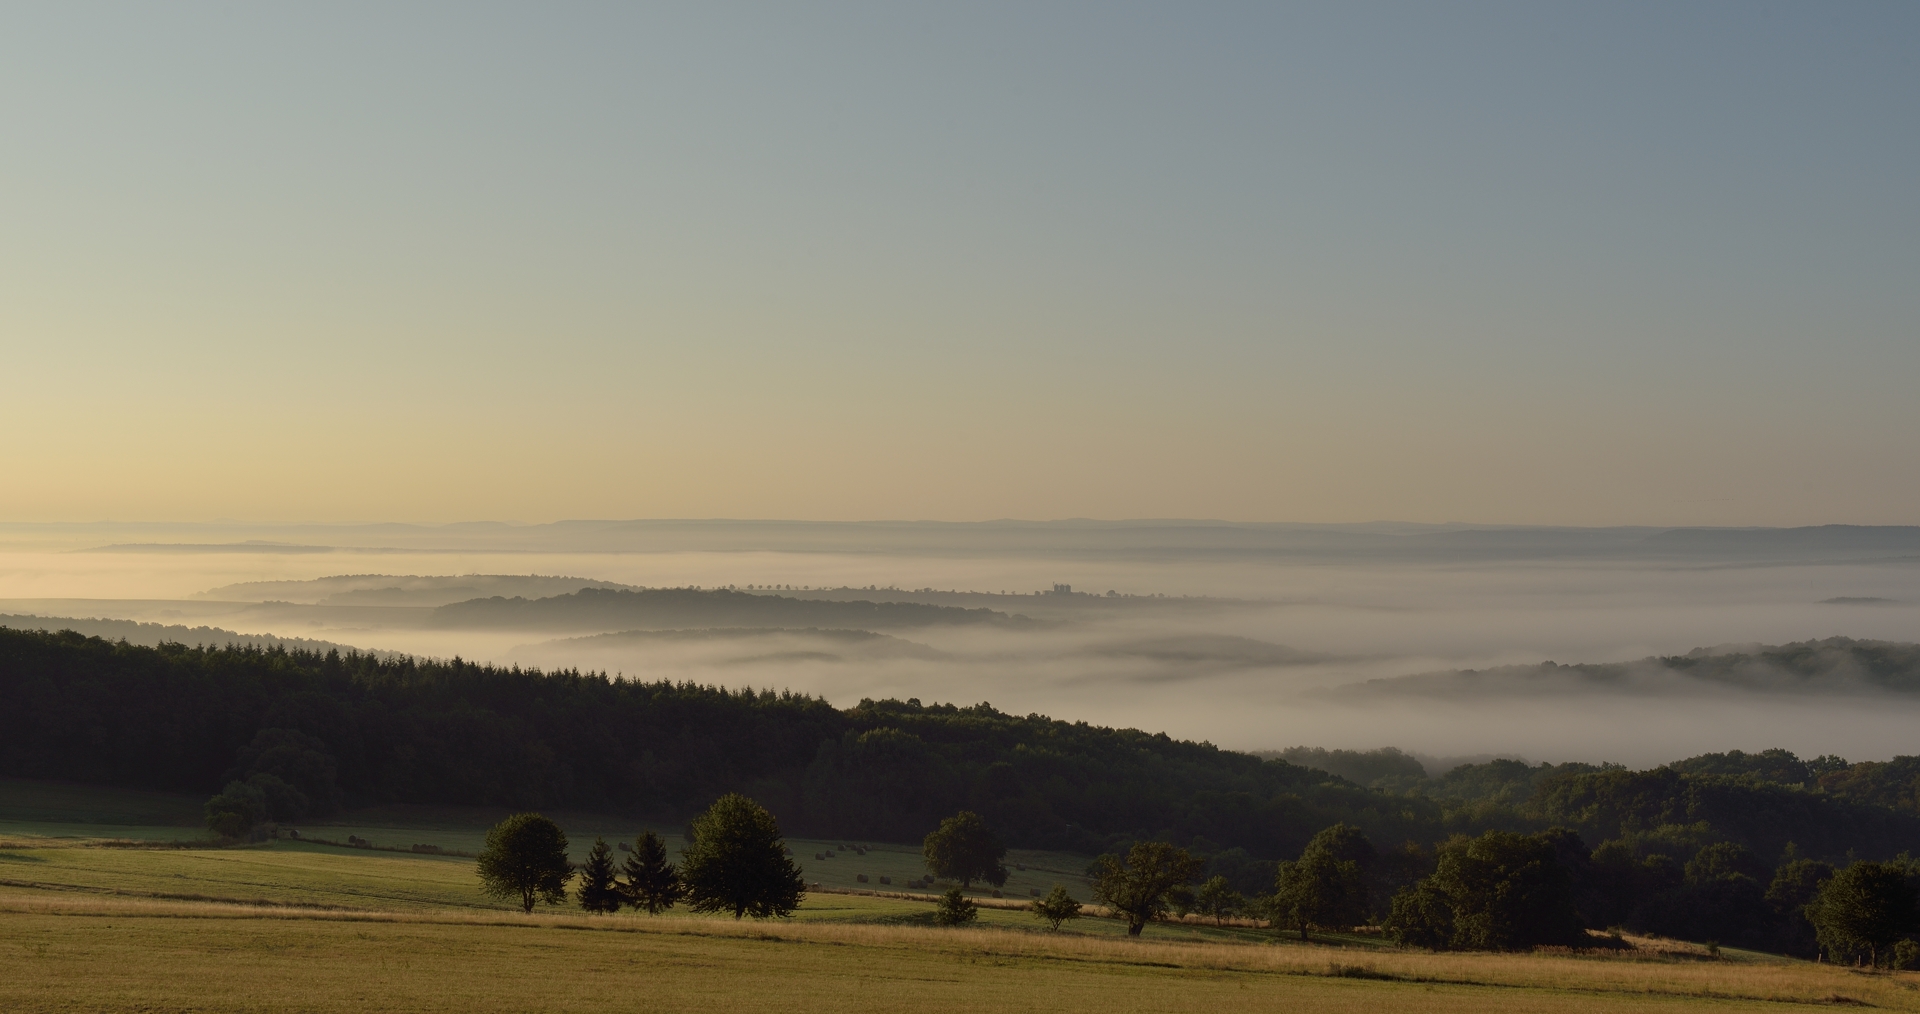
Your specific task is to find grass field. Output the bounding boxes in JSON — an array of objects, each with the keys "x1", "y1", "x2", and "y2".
[{"x1": 7, "y1": 777, "x2": 1917, "y2": 1012}]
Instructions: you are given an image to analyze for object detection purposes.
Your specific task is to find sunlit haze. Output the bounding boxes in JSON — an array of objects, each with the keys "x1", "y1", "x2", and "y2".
[{"x1": 4, "y1": 3, "x2": 1916, "y2": 525}]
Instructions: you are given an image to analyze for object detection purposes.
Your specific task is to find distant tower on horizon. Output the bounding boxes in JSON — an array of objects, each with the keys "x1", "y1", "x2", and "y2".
[{"x1": 1051, "y1": 584, "x2": 1071, "y2": 595}]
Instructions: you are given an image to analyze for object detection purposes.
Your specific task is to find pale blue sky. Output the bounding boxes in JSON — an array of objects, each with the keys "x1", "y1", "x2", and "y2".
[{"x1": 3, "y1": 3, "x2": 1916, "y2": 524}]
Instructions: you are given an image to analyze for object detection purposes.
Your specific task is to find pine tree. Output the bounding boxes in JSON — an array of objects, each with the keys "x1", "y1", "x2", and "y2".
[
  {"x1": 620, "y1": 830, "x2": 684, "y2": 915},
  {"x1": 935, "y1": 886, "x2": 978, "y2": 926},
  {"x1": 577, "y1": 837, "x2": 622, "y2": 914}
]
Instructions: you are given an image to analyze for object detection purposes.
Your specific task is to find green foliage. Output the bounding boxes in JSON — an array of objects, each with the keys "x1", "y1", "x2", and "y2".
[
  {"x1": 620, "y1": 830, "x2": 683, "y2": 915},
  {"x1": 679, "y1": 794, "x2": 805, "y2": 919},
  {"x1": 1809, "y1": 859, "x2": 1919, "y2": 966},
  {"x1": 1089, "y1": 841, "x2": 1204, "y2": 936},
  {"x1": 1194, "y1": 876, "x2": 1243, "y2": 924},
  {"x1": 1765, "y1": 858, "x2": 1836, "y2": 955},
  {"x1": 224, "y1": 728, "x2": 340, "y2": 816},
  {"x1": 202, "y1": 781, "x2": 261, "y2": 839},
  {"x1": 1270, "y1": 827, "x2": 1371, "y2": 941},
  {"x1": 1384, "y1": 880, "x2": 1454, "y2": 949},
  {"x1": 1276, "y1": 746, "x2": 1429, "y2": 791},
  {"x1": 1386, "y1": 829, "x2": 1584, "y2": 951},
  {"x1": 933, "y1": 886, "x2": 978, "y2": 926},
  {"x1": 1893, "y1": 938, "x2": 1920, "y2": 971},
  {"x1": 577, "y1": 838, "x2": 622, "y2": 914},
  {"x1": 1032, "y1": 885, "x2": 1082, "y2": 930},
  {"x1": 476, "y1": 813, "x2": 573, "y2": 913},
  {"x1": 922, "y1": 810, "x2": 1008, "y2": 888}
]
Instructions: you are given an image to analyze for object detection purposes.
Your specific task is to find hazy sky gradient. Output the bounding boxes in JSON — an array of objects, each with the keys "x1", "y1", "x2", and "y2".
[{"x1": 5, "y1": 2, "x2": 1916, "y2": 524}]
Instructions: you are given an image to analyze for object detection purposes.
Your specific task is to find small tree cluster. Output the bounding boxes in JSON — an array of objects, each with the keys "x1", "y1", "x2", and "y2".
[
  {"x1": 1194, "y1": 876, "x2": 1244, "y2": 925},
  {"x1": 1384, "y1": 829, "x2": 1585, "y2": 951}
]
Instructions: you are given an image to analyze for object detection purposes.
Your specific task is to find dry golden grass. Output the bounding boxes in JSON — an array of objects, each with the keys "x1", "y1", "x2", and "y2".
[
  {"x1": 5, "y1": 887, "x2": 1917, "y2": 1013},
  {"x1": 3, "y1": 827, "x2": 1914, "y2": 1011}
]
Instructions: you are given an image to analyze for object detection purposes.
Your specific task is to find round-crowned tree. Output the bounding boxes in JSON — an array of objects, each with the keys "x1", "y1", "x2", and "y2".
[
  {"x1": 679, "y1": 794, "x2": 805, "y2": 919},
  {"x1": 922, "y1": 811, "x2": 1008, "y2": 888},
  {"x1": 477, "y1": 813, "x2": 574, "y2": 914}
]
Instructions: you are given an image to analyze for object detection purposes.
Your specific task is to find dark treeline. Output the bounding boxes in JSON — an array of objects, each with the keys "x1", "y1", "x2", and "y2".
[
  {"x1": 7, "y1": 627, "x2": 1920, "y2": 888},
  {"x1": 426, "y1": 587, "x2": 1024, "y2": 632}
]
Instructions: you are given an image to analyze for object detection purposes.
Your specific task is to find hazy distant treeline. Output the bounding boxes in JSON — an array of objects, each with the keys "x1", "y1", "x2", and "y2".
[
  {"x1": 4, "y1": 627, "x2": 1920, "y2": 867},
  {"x1": 427, "y1": 587, "x2": 1025, "y2": 632},
  {"x1": 1350, "y1": 637, "x2": 1920, "y2": 698}
]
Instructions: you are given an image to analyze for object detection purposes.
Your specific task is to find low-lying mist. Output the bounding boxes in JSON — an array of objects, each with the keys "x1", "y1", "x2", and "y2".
[{"x1": 2, "y1": 519, "x2": 1917, "y2": 768}]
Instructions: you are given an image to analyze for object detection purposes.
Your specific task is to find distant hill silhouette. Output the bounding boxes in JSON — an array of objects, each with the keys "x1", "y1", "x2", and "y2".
[
  {"x1": 428, "y1": 587, "x2": 1026, "y2": 632},
  {"x1": 1342, "y1": 637, "x2": 1920, "y2": 698}
]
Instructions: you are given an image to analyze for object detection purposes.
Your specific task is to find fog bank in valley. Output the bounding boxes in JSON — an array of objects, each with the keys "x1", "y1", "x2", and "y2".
[{"x1": 2, "y1": 519, "x2": 1917, "y2": 767}]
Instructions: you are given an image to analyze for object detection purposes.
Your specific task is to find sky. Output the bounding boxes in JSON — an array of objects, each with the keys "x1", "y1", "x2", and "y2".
[{"x1": 4, "y1": 2, "x2": 1916, "y2": 526}]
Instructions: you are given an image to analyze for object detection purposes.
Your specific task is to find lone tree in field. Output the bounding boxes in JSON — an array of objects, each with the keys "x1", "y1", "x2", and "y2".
[
  {"x1": 922, "y1": 810, "x2": 1008, "y2": 888},
  {"x1": 934, "y1": 886, "x2": 979, "y2": 926},
  {"x1": 620, "y1": 830, "x2": 684, "y2": 915},
  {"x1": 577, "y1": 837, "x2": 622, "y2": 914},
  {"x1": 1032, "y1": 884, "x2": 1083, "y2": 931},
  {"x1": 477, "y1": 813, "x2": 574, "y2": 914},
  {"x1": 1089, "y1": 841, "x2": 1204, "y2": 936},
  {"x1": 679, "y1": 794, "x2": 806, "y2": 919}
]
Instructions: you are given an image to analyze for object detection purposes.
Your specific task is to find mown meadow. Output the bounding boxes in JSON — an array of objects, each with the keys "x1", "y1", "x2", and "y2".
[{"x1": 4, "y1": 777, "x2": 1916, "y2": 1014}]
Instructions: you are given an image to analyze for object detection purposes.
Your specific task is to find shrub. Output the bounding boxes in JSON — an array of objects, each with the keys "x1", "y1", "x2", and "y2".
[
  {"x1": 1032, "y1": 885, "x2": 1082, "y2": 931},
  {"x1": 935, "y1": 887, "x2": 978, "y2": 926}
]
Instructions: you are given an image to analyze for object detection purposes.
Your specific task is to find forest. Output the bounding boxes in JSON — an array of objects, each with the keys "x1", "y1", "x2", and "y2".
[{"x1": 8, "y1": 624, "x2": 1920, "y2": 956}]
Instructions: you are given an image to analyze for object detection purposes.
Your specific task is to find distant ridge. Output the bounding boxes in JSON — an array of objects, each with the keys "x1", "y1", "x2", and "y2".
[
  {"x1": 1340, "y1": 637, "x2": 1920, "y2": 698},
  {"x1": 429, "y1": 587, "x2": 1027, "y2": 632},
  {"x1": 0, "y1": 615, "x2": 391, "y2": 657}
]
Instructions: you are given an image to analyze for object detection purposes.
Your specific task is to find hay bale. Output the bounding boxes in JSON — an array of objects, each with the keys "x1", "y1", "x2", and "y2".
[{"x1": 856, "y1": 874, "x2": 868, "y2": 883}]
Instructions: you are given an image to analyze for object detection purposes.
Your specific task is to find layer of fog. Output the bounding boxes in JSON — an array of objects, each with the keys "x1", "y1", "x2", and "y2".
[{"x1": 3, "y1": 520, "x2": 1918, "y2": 768}]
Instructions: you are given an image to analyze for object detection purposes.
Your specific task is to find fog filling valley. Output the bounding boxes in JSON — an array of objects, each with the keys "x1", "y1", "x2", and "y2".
[{"x1": 3, "y1": 519, "x2": 1918, "y2": 769}]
